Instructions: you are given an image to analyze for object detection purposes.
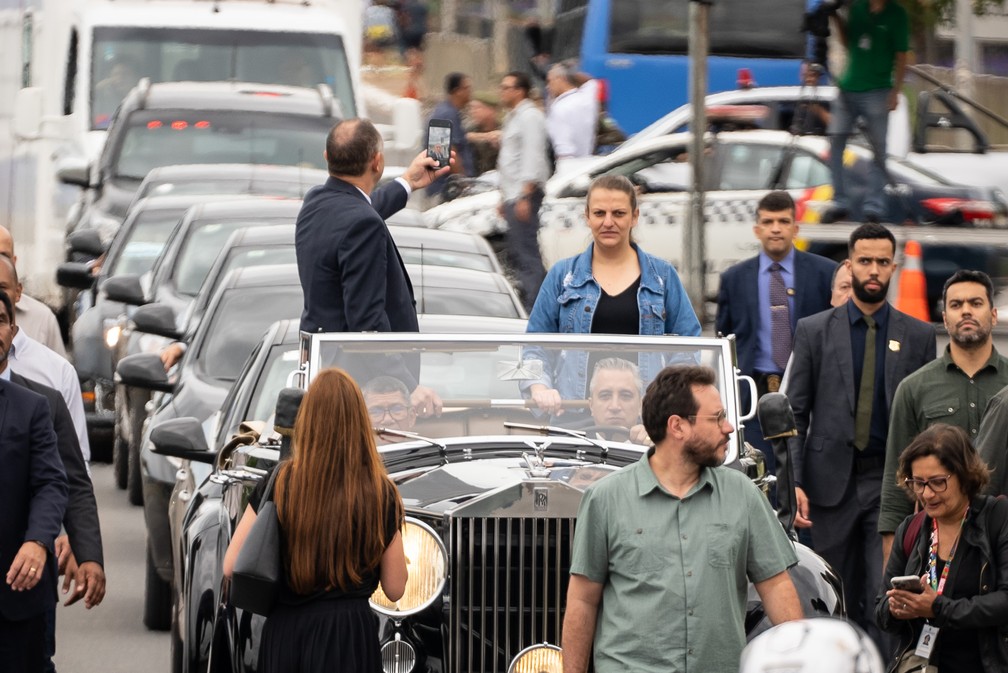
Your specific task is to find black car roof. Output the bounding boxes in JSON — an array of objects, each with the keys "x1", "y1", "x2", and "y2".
[
  {"x1": 222, "y1": 263, "x2": 301, "y2": 290},
  {"x1": 183, "y1": 197, "x2": 303, "y2": 223}
]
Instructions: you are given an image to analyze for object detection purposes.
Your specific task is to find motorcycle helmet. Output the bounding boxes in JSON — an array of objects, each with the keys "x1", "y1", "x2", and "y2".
[{"x1": 739, "y1": 618, "x2": 884, "y2": 673}]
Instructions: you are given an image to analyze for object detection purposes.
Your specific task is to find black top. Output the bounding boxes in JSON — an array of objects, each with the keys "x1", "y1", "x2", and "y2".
[
  {"x1": 933, "y1": 550, "x2": 984, "y2": 673},
  {"x1": 250, "y1": 465, "x2": 400, "y2": 603},
  {"x1": 591, "y1": 276, "x2": 641, "y2": 335}
]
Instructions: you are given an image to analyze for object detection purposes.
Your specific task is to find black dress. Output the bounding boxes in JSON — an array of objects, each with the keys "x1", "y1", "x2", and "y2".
[{"x1": 248, "y1": 468, "x2": 399, "y2": 673}]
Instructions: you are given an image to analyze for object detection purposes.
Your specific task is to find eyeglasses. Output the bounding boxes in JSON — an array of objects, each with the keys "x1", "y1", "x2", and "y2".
[
  {"x1": 367, "y1": 404, "x2": 411, "y2": 421},
  {"x1": 903, "y1": 475, "x2": 952, "y2": 494},
  {"x1": 688, "y1": 410, "x2": 729, "y2": 426}
]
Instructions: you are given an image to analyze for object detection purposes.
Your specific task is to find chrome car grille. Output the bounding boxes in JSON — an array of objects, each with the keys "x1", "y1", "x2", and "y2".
[{"x1": 449, "y1": 516, "x2": 575, "y2": 673}]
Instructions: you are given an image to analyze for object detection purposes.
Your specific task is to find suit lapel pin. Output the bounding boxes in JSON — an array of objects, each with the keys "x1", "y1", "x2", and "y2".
[
  {"x1": 786, "y1": 288, "x2": 795, "y2": 296},
  {"x1": 888, "y1": 340, "x2": 901, "y2": 352}
]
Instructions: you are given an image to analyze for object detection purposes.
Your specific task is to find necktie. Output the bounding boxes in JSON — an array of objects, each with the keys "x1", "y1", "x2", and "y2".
[
  {"x1": 769, "y1": 262, "x2": 791, "y2": 372},
  {"x1": 854, "y1": 314, "x2": 877, "y2": 451}
]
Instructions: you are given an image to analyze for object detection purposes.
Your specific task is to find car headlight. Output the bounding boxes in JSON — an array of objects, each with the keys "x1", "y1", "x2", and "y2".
[
  {"x1": 103, "y1": 319, "x2": 122, "y2": 349},
  {"x1": 508, "y1": 643, "x2": 563, "y2": 673},
  {"x1": 370, "y1": 517, "x2": 446, "y2": 617}
]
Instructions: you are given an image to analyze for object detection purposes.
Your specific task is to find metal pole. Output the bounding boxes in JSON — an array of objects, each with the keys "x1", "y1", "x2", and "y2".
[{"x1": 685, "y1": 1, "x2": 710, "y2": 324}]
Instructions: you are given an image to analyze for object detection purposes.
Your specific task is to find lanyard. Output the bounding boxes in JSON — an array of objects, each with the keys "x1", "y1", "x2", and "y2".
[{"x1": 928, "y1": 507, "x2": 968, "y2": 595}]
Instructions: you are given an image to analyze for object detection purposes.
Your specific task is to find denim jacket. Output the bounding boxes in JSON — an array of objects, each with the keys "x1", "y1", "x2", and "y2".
[{"x1": 523, "y1": 243, "x2": 701, "y2": 399}]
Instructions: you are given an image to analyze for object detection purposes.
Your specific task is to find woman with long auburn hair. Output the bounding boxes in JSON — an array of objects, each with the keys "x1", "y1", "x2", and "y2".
[{"x1": 224, "y1": 368, "x2": 407, "y2": 672}]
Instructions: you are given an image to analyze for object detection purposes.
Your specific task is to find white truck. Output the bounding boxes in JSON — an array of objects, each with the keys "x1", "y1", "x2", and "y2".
[{"x1": 0, "y1": 0, "x2": 420, "y2": 310}]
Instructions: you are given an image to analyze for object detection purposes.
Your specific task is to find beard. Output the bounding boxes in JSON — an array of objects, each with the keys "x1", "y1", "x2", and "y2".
[
  {"x1": 950, "y1": 320, "x2": 992, "y2": 348},
  {"x1": 683, "y1": 434, "x2": 726, "y2": 468},
  {"x1": 851, "y1": 274, "x2": 890, "y2": 304}
]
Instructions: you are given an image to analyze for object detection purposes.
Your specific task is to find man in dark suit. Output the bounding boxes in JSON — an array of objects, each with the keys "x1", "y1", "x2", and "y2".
[
  {"x1": 716, "y1": 191, "x2": 836, "y2": 477},
  {"x1": 0, "y1": 290, "x2": 68, "y2": 673},
  {"x1": 295, "y1": 118, "x2": 449, "y2": 413},
  {"x1": 783, "y1": 223, "x2": 936, "y2": 649}
]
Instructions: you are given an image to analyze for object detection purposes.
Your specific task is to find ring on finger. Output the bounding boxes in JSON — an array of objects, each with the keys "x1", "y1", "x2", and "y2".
[{"x1": 28, "y1": 567, "x2": 36, "y2": 574}]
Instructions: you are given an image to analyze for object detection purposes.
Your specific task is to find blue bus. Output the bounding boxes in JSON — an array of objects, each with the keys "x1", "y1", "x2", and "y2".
[{"x1": 551, "y1": 0, "x2": 808, "y2": 135}]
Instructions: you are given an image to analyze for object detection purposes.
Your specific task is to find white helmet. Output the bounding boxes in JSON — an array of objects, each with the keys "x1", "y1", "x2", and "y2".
[{"x1": 739, "y1": 619, "x2": 885, "y2": 673}]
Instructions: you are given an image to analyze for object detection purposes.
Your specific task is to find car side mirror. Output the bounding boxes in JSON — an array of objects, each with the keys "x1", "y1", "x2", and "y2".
[
  {"x1": 131, "y1": 303, "x2": 180, "y2": 341},
  {"x1": 116, "y1": 353, "x2": 174, "y2": 393},
  {"x1": 103, "y1": 274, "x2": 146, "y2": 305},
  {"x1": 150, "y1": 417, "x2": 214, "y2": 463},
  {"x1": 56, "y1": 262, "x2": 96, "y2": 290},
  {"x1": 758, "y1": 392, "x2": 798, "y2": 535},
  {"x1": 56, "y1": 156, "x2": 91, "y2": 188},
  {"x1": 67, "y1": 229, "x2": 105, "y2": 257}
]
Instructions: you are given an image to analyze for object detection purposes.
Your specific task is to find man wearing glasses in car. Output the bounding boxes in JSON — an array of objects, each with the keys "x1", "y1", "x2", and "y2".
[{"x1": 363, "y1": 376, "x2": 417, "y2": 444}]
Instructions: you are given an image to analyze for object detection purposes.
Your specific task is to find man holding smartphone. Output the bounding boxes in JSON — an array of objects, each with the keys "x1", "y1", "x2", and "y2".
[
  {"x1": 497, "y1": 71, "x2": 551, "y2": 312},
  {"x1": 295, "y1": 118, "x2": 450, "y2": 415},
  {"x1": 425, "y1": 72, "x2": 474, "y2": 202}
]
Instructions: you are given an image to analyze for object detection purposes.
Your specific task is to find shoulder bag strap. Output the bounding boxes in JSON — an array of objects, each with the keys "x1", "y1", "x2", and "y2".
[{"x1": 903, "y1": 509, "x2": 927, "y2": 559}]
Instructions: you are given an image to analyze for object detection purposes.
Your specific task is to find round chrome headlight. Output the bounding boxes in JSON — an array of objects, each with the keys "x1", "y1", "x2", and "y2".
[
  {"x1": 380, "y1": 634, "x2": 417, "y2": 673},
  {"x1": 370, "y1": 517, "x2": 446, "y2": 616},
  {"x1": 507, "y1": 643, "x2": 563, "y2": 673}
]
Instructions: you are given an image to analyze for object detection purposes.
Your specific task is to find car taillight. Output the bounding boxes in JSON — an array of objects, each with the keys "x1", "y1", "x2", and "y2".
[{"x1": 921, "y1": 197, "x2": 1002, "y2": 225}]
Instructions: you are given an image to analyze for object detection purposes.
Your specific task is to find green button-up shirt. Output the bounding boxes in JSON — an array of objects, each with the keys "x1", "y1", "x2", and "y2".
[
  {"x1": 570, "y1": 450, "x2": 798, "y2": 673},
  {"x1": 879, "y1": 346, "x2": 1008, "y2": 533}
]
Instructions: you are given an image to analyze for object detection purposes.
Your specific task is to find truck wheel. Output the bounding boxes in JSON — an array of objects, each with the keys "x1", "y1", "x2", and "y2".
[{"x1": 144, "y1": 544, "x2": 171, "y2": 631}]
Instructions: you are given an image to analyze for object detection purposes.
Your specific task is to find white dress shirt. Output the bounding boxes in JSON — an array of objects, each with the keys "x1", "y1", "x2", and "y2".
[
  {"x1": 10, "y1": 327, "x2": 91, "y2": 462},
  {"x1": 498, "y1": 99, "x2": 551, "y2": 202},
  {"x1": 16, "y1": 293, "x2": 67, "y2": 358},
  {"x1": 546, "y1": 87, "x2": 596, "y2": 160}
]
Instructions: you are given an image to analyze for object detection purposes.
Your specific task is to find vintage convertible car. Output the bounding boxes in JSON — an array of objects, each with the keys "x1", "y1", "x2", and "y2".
[{"x1": 151, "y1": 332, "x2": 843, "y2": 673}]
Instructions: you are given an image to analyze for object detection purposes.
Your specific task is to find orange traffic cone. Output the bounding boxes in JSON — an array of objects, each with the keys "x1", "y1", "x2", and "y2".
[{"x1": 897, "y1": 240, "x2": 930, "y2": 321}]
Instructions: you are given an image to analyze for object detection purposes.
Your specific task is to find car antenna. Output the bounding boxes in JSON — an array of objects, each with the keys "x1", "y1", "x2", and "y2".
[
  {"x1": 419, "y1": 244, "x2": 426, "y2": 314},
  {"x1": 505, "y1": 422, "x2": 610, "y2": 463},
  {"x1": 375, "y1": 426, "x2": 448, "y2": 463}
]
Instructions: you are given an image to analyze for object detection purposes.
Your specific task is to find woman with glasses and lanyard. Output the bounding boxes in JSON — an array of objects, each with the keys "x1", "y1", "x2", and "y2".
[{"x1": 877, "y1": 423, "x2": 1008, "y2": 673}]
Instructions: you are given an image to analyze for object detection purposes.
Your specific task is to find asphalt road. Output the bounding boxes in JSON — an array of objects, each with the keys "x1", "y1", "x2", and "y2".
[{"x1": 54, "y1": 463, "x2": 170, "y2": 673}]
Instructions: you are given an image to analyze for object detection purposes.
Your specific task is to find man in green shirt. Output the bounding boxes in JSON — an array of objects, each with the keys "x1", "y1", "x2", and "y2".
[
  {"x1": 879, "y1": 270, "x2": 1008, "y2": 564},
  {"x1": 824, "y1": 0, "x2": 909, "y2": 224},
  {"x1": 561, "y1": 365, "x2": 802, "y2": 673}
]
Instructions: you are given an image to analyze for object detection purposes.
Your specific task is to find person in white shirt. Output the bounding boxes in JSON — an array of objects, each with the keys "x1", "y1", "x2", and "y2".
[
  {"x1": 0, "y1": 226, "x2": 67, "y2": 357},
  {"x1": 545, "y1": 63, "x2": 596, "y2": 168},
  {"x1": 0, "y1": 255, "x2": 90, "y2": 463}
]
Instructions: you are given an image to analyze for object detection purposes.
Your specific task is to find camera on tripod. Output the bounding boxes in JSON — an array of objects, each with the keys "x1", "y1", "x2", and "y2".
[{"x1": 802, "y1": 0, "x2": 847, "y2": 67}]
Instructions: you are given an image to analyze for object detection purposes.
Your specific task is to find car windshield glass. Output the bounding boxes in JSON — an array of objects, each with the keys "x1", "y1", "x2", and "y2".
[
  {"x1": 400, "y1": 248, "x2": 493, "y2": 272},
  {"x1": 107, "y1": 208, "x2": 183, "y2": 277},
  {"x1": 200, "y1": 287, "x2": 302, "y2": 381},
  {"x1": 111, "y1": 110, "x2": 332, "y2": 180},
  {"x1": 139, "y1": 177, "x2": 313, "y2": 201},
  {"x1": 416, "y1": 286, "x2": 521, "y2": 319},
  {"x1": 91, "y1": 26, "x2": 353, "y2": 129},
  {"x1": 248, "y1": 347, "x2": 301, "y2": 424},
  {"x1": 173, "y1": 218, "x2": 293, "y2": 296},
  {"x1": 220, "y1": 246, "x2": 297, "y2": 283},
  {"x1": 305, "y1": 334, "x2": 740, "y2": 458},
  {"x1": 608, "y1": 0, "x2": 804, "y2": 58}
]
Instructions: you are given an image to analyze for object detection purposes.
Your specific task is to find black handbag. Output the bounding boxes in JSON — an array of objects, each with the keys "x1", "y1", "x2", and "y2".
[{"x1": 230, "y1": 467, "x2": 282, "y2": 616}]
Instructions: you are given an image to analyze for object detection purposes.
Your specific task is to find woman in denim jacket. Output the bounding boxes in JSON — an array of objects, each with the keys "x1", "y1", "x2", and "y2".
[{"x1": 524, "y1": 175, "x2": 701, "y2": 415}]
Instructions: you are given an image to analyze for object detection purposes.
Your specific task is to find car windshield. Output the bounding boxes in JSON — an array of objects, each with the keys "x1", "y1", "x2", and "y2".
[
  {"x1": 111, "y1": 110, "x2": 332, "y2": 180},
  {"x1": 199, "y1": 287, "x2": 302, "y2": 381},
  {"x1": 303, "y1": 333, "x2": 742, "y2": 459},
  {"x1": 248, "y1": 346, "x2": 301, "y2": 424},
  {"x1": 399, "y1": 247, "x2": 494, "y2": 273},
  {"x1": 107, "y1": 208, "x2": 184, "y2": 277},
  {"x1": 173, "y1": 217, "x2": 294, "y2": 296},
  {"x1": 138, "y1": 177, "x2": 313, "y2": 201},
  {"x1": 414, "y1": 285, "x2": 521, "y2": 319},
  {"x1": 91, "y1": 26, "x2": 353, "y2": 129}
]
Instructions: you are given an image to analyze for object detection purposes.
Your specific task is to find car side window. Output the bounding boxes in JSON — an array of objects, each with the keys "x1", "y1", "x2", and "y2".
[
  {"x1": 717, "y1": 143, "x2": 783, "y2": 190},
  {"x1": 785, "y1": 152, "x2": 831, "y2": 189}
]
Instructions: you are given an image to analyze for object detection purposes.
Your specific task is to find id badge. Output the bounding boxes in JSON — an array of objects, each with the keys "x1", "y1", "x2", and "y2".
[
  {"x1": 914, "y1": 624, "x2": 939, "y2": 658},
  {"x1": 859, "y1": 35, "x2": 872, "y2": 50}
]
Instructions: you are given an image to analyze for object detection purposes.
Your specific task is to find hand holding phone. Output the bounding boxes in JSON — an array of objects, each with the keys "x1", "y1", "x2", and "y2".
[
  {"x1": 891, "y1": 575, "x2": 925, "y2": 593},
  {"x1": 427, "y1": 118, "x2": 452, "y2": 169}
]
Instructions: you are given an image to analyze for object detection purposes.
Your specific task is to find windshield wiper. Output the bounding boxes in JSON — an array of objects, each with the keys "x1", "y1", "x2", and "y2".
[
  {"x1": 504, "y1": 422, "x2": 610, "y2": 463},
  {"x1": 375, "y1": 427, "x2": 448, "y2": 463}
]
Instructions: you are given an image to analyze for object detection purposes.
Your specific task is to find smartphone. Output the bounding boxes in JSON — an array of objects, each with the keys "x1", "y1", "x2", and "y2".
[
  {"x1": 891, "y1": 575, "x2": 924, "y2": 593},
  {"x1": 427, "y1": 118, "x2": 452, "y2": 169}
]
